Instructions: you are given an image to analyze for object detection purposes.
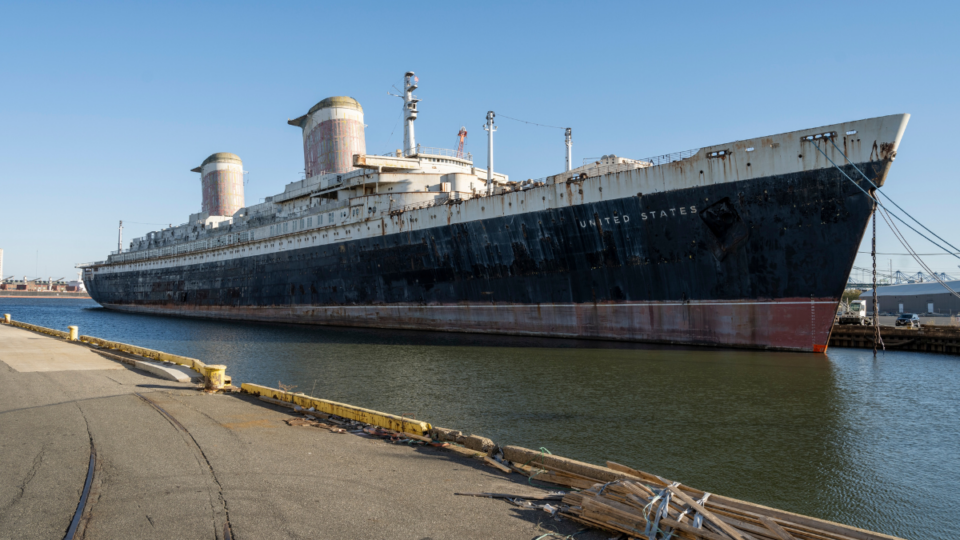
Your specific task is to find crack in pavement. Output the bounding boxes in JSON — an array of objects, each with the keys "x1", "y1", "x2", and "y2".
[
  {"x1": 0, "y1": 393, "x2": 139, "y2": 416},
  {"x1": 0, "y1": 444, "x2": 46, "y2": 516},
  {"x1": 160, "y1": 392, "x2": 248, "y2": 444},
  {"x1": 134, "y1": 392, "x2": 234, "y2": 540}
]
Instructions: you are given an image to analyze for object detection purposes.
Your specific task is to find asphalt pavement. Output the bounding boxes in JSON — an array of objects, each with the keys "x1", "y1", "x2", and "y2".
[{"x1": 0, "y1": 324, "x2": 602, "y2": 540}]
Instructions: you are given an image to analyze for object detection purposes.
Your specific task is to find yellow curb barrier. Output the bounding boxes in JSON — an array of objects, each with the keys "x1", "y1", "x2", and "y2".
[
  {"x1": 80, "y1": 335, "x2": 230, "y2": 386},
  {"x1": 6, "y1": 320, "x2": 71, "y2": 339},
  {"x1": 241, "y1": 383, "x2": 432, "y2": 437},
  {"x1": 0, "y1": 317, "x2": 229, "y2": 388},
  {"x1": 79, "y1": 335, "x2": 208, "y2": 375}
]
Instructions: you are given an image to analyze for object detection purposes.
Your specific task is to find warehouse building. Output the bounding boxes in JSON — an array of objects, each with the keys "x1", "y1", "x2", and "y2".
[{"x1": 860, "y1": 281, "x2": 960, "y2": 315}]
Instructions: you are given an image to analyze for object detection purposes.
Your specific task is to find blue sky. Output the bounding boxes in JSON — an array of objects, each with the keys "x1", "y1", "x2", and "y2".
[{"x1": 1, "y1": 1, "x2": 958, "y2": 281}]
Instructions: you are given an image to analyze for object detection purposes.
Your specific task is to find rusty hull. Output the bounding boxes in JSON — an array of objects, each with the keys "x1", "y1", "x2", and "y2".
[
  {"x1": 86, "y1": 160, "x2": 883, "y2": 352},
  {"x1": 103, "y1": 298, "x2": 838, "y2": 352}
]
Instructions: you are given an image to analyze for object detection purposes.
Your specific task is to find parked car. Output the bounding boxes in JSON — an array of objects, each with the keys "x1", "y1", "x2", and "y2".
[{"x1": 895, "y1": 313, "x2": 920, "y2": 328}]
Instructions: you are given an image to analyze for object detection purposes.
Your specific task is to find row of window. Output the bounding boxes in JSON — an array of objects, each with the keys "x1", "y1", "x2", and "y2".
[
  {"x1": 112, "y1": 230, "x2": 261, "y2": 263},
  {"x1": 268, "y1": 209, "x2": 363, "y2": 237}
]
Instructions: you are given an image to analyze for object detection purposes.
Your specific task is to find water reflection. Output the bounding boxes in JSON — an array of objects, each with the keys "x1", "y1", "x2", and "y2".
[{"x1": 1, "y1": 298, "x2": 956, "y2": 539}]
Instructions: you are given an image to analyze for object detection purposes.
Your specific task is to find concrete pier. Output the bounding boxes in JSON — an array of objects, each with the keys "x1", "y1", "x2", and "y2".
[
  {"x1": 829, "y1": 323, "x2": 960, "y2": 354},
  {"x1": 0, "y1": 324, "x2": 598, "y2": 540}
]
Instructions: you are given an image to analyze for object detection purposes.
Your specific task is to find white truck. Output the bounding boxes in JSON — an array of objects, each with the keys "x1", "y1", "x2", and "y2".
[{"x1": 837, "y1": 299, "x2": 870, "y2": 325}]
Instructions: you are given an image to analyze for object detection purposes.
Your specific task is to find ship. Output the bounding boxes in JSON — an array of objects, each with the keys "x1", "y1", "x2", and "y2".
[{"x1": 79, "y1": 71, "x2": 910, "y2": 352}]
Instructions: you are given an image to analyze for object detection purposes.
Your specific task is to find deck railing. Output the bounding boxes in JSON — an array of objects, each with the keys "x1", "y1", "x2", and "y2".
[
  {"x1": 380, "y1": 146, "x2": 472, "y2": 161},
  {"x1": 413, "y1": 146, "x2": 472, "y2": 161},
  {"x1": 582, "y1": 148, "x2": 700, "y2": 168},
  {"x1": 389, "y1": 198, "x2": 446, "y2": 214}
]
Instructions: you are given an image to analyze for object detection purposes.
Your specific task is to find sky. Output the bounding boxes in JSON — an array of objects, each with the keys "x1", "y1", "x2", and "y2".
[{"x1": 1, "y1": 1, "x2": 958, "y2": 282}]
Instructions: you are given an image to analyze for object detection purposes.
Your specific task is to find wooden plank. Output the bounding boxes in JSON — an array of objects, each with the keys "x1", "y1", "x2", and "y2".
[
  {"x1": 259, "y1": 395, "x2": 295, "y2": 408},
  {"x1": 714, "y1": 513, "x2": 780, "y2": 540},
  {"x1": 508, "y1": 461, "x2": 533, "y2": 475},
  {"x1": 668, "y1": 485, "x2": 748, "y2": 540},
  {"x1": 622, "y1": 480, "x2": 657, "y2": 498},
  {"x1": 586, "y1": 463, "x2": 897, "y2": 540},
  {"x1": 581, "y1": 492, "x2": 646, "y2": 520},
  {"x1": 580, "y1": 499, "x2": 646, "y2": 535},
  {"x1": 705, "y1": 501, "x2": 862, "y2": 540},
  {"x1": 401, "y1": 432, "x2": 433, "y2": 443},
  {"x1": 530, "y1": 471, "x2": 597, "y2": 490},
  {"x1": 661, "y1": 518, "x2": 735, "y2": 540},
  {"x1": 606, "y1": 460, "x2": 671, "y2": 485},
  {"x1": 703, "y1": 495, "x2": 897, "y2": 540},
  {"x1": 510, "y1": 461, "x2": 598, "y2": 486},
  {"x1": 502, "y1": 446, "x2": 631, "y2": 483},
  {"x1": 483, "y1": 456, "x2": 512, "y2": 474},
  {"x1": 706, "y1": 505, "x2": 801, "y2": 539},
  {"x1": 443, "y1": 445, "x2": 485, "y2": 459},
  {"x1": 759, "y1": 516, "x2": 798, "y2": 540},
  {"x1": 563, "y1": 512, "x2": 628, "y2": 536},
  {"x1": 538, "y1": 462, "x2": 612, "y2": 482}
]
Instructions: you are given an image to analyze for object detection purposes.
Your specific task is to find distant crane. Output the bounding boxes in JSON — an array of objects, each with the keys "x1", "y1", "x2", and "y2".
[
  {"x1": 894, "y1": 271, "x2": 955, "y2": 283},
  {"x1": 847, "y1": 266, "x2": 957, "y2": 288},
  {"x1": 455, "y1": 126, "x2": 468, "y2": 159}
]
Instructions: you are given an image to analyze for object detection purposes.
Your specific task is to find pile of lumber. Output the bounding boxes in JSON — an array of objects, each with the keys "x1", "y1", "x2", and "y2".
[
  {"x1": 264, "y1": 392, "x2": 902, "y2": 540},
  {"x1": 563, "y1": 480, "x2": 807, "y2": 540},
  {"x1": 499, "y1": 447, "x2": 901, "y2": 540}
]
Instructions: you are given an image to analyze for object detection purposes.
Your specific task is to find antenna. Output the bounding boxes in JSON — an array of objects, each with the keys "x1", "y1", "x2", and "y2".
[{"x1": 483, "y1": 111, "x2": 497, "y2": 195}]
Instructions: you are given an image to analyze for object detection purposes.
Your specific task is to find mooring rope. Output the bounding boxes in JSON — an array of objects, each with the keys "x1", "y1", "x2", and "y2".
[
  {"x1": 830, "y1": 138, "x2": 960, "y2": 254},
  {"x1": 808, "y1": 140, "x2": 960, "y2": 261}
]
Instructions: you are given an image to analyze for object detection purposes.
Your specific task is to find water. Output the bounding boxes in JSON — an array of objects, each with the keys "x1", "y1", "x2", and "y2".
[{"x1": 2, "y1": 298, "x2": 958, "y2": 540}]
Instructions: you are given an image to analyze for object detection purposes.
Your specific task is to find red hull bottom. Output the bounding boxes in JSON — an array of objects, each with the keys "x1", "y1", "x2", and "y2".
[{"x1": 102, "y1": 297, "x2": 838, "y2": 352}]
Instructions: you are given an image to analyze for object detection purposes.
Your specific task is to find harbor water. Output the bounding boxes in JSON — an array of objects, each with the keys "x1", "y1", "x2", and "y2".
[{"x1": 2, "y1": 297, "x2": 957, "y2": 540}]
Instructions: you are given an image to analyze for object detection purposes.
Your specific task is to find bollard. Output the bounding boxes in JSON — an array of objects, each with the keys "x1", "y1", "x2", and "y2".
[
  {"x1": 68, "y1": 326, "x2": 78, "y2": 341},
  {"x1": 3, "y1": 314, "x2": 10, "y2": 324},
  {"x1": 204, "y1": 365, "x2": 228, "y2": 391}
]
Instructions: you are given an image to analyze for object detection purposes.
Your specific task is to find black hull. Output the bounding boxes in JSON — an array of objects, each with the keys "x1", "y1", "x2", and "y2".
[{"x1": 87, "y1": 162, "x2": 882, "y2": 351}]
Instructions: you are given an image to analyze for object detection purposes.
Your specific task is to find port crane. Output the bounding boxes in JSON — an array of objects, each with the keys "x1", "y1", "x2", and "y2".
[
  {"x1": 898, "y1": 271, "x2": 955, "y2": 283},
  {"x1": 846, "y1": 266, "x2": 957, "y2": 288}
]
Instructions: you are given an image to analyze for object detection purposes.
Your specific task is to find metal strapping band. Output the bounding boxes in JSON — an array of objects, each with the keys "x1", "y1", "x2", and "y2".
[
  {"x1": 692, "y1": 493, "x2": 711, "y2": 529},
  {"x1": 644, "y1": 482, "x2": 679, "y2": 540}
]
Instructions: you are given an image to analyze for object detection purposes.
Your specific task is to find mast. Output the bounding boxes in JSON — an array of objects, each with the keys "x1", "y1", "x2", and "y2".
[
  {"x1": 484, "y1": 111, "x2": 497, "y2": 194},
  {"x1": 565, "y1": 127, "x2": 572, "y2": 172},
  {"x1": 403, "y1": 72, "x2": 419, "y2": 156},
  {"x1": 456, "y1": 126, "x2": 468, "y2": 159},
  {"x1": 118, "y1": 220, "x2": 123, "y2": 253}
]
